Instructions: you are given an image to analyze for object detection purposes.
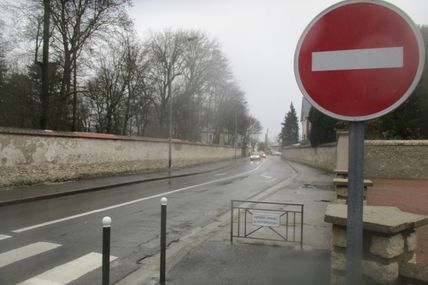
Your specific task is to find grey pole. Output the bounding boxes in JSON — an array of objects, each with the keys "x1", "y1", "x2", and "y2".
[
  {"x1": 160, "y1": 197, "x2": 168, "y2": 285},
  {"x1": 168, "y1": 80, "x2": 172, "y2": 178},
  {"x1": 102, "y1": 216, "x2": 112, "y2": 285},
  {"x1": 234, "y1": 114, "x2": 237, "y2": 160},
  {"x1": 168, "y1": 83, "x2": 172, "y2": 176},
  {"x1": 346, "y1": 122, "x2": 365, "y2": 285}
]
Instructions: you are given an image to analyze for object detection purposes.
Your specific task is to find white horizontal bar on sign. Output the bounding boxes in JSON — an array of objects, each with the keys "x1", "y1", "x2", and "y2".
[{"x1": 312, "y1": 47, "x2": 403, "y2": 71}]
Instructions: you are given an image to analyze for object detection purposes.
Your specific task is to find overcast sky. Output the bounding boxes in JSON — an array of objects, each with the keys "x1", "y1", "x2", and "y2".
[{"x1": 127, "y1": 0, "x2": 428, "y2": 141}]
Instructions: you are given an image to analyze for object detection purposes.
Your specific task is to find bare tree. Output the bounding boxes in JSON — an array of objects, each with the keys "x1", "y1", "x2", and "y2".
[
  {"x1": 86, "y1": 51, "x2": 126, "y2": 134},
  {"x1": 241, "y1": 115, "x2": 262, "y2": 153},
  {"x1": 84, "y1": 28, "x2": 156, "y2": 136},
  {"x1": 49, "y1": 0, "x2": 131, "y2": 130},
  {"x1": 145, "y1": 30, "x2": 186, "y2": 137},
  {"x1": 174, "y1": 31, "x2": 223, "y2": 141}
]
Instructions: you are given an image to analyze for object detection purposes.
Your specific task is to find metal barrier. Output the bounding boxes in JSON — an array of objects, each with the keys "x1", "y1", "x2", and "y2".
[{"x1": 230, "y1": 200, "x2": 304, "y2": 249}]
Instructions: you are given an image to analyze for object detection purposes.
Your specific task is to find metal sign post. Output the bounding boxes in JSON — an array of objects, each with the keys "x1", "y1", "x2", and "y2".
[
  {"x1": 346, "y1": 122, "x2": 365, "y2": 285},
  {"x1": 294, "y1": 2, "x2": 424, "y2": 283}
]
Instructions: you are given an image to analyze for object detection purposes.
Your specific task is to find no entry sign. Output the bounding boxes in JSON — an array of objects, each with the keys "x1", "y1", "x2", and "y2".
[{"x1": 294, "y1": 0, "x2": 425, "y2": 121}]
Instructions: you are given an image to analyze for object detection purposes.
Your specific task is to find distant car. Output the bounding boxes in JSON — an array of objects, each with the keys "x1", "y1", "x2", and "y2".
[
  {"x1": 249, "y1": 152, "x2": 261, "y2": 161},
  {"x1": 260, "y1": 152, "x2": 266, "y2": 159}
]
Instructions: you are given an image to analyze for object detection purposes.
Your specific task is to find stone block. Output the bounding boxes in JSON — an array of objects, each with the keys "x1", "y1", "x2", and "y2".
[
  {"x1": 332, "y1": 226, "x2": 347, "y2": 248},
  {"x1": 330, "y1": 272, "x2": 346, "y2": 285},
  {"x1": 370, "y1": 234, "x2": 404, "y2": 258},
  {"x1": 362, "y1": 259, "x2": 399, "y2": 284},
  {"x1": 406, "y1": 232, "x2": 416, "y2": 252},
  {"x1": 324, "y1": 204, "x2": 428, "y2": 234},
  {"x1": 335, "y1": 199, "x2": 346, "y2": 205},
  {"x1": 335, "y1": 187, "x2": 367, "y2": 199},
  {"x1": 331, "y1": 250, "x2": 346, "y2": 272}
]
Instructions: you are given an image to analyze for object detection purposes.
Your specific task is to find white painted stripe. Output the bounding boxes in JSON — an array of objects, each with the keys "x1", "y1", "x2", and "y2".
[
  {"x1": 18, "y1": 252, "x2": 117, "y2": 285},
  {"x1": 261, "y1": 174, "x2": 272, "y2": 179},
  {"x1": 0, "y1": 234, "x2": 11, "y2": 241},
  {"x1": 13, "y1": 161, "x2": 265, "y2": 233},
  {"x1": 0, "y1": 242, "x2": 61, "y2": 268},
  {"x1": 214, "y1": 173, "x2": 226, "y2": 176},
  {"x1": 312, "y1": 47, "x2": 403, "y2": 71}
]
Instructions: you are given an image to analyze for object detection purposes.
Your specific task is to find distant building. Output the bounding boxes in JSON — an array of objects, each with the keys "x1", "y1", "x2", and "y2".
[
  {"x1": 200, "y1": 127, "x2": 215, "y2": 144},
  {"x1": 200, "y1": 127, "x2": 242, "y2": 147},
  {"x1": 301, "y1": 97, "x2": 311, "y2": 142}
]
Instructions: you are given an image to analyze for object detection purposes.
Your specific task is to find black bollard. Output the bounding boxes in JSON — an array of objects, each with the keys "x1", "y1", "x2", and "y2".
[
  {"x1": 102, "y1": 216, "x2": 111, "y2": 285},
  {"x1": 160, "y1": 197, "x2": 168, "y2": 285}
]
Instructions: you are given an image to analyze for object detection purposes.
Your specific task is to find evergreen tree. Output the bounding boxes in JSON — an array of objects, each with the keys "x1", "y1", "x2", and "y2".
[{"x1": 280, "y1": 103, "x2": 299, "y2": 146}]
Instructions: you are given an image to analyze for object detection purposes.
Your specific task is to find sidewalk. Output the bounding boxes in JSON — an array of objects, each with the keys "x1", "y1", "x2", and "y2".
[{"x1": 0, "y1": 159, "x2": 239, "y2": 207}]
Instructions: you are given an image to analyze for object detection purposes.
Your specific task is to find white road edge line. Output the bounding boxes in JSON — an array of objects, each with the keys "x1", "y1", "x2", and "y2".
[
  {"x1": 13, "y1": 161, "x2": 265, "y2": 233},
  {"x1": 17, "y1": 252, "x2": 117, "y2": 285},
  {"x1": 312, "y1": 47, "x2": 403, "y2": 71}
]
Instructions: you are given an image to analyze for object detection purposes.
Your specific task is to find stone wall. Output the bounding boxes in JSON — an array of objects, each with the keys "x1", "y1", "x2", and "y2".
[
  {"x1": 281, "y1": 143, "x2": 337, "y2": 172},
  {"x1": 365, "y1": 140, "x2": 428, "y2": 179},
  {"x1": 0, "y1": 128, "x2": 236, "y2": 187},
  {"x1": 282, "y1": 140, "x2": 428, "y2": 179}
]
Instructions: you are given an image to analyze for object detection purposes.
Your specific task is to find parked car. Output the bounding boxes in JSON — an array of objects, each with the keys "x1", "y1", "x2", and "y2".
[
  {"x1": 259, "y1": 151, "x2": 266, "y2": 159},
  {"x1": 249, "y1": 152, "x2": 261, "y2": 161}
]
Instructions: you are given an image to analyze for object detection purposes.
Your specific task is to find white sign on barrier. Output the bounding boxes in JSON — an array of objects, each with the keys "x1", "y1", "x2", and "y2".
[{"x1": 252, "y1": 212, "x2": 280, "y2": 227}]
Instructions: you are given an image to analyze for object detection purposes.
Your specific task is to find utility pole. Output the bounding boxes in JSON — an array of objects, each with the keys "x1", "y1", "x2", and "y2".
[
  {"x1": 265, "y1": 129, "x2": 269, "y2": 150},
  {"x1": 40, "y1": 0, "x2": 50, "y2": 130},
  {"x1": 234, "y1": 114, "x2": 237, "y2": 160}
]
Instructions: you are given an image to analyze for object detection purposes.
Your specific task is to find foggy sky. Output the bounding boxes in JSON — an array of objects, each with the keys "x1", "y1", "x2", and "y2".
[{"x1": 127, "y1": 0, "x2": 428, "y2": 141}]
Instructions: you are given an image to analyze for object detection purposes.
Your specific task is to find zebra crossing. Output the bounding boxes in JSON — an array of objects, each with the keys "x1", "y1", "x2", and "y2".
[
  {"x1": 0, "y1": 234, "x2": 11, "y2": 241},
  {"x1": 0, "y1": 234, "x2": 117, "y2": 285},
  {"x1": 0, "y1": 241, "x2": 61, "y2": 268}
]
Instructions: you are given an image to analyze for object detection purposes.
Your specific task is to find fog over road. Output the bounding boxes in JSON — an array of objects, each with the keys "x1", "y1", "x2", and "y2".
[{"x1": 0, "y1": 156, "x2": 295, "y2": 284}]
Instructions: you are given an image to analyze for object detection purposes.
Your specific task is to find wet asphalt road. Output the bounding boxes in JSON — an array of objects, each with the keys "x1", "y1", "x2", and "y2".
[{"x1": 0, "y1": 156, "x2": 294, "y2": 284}]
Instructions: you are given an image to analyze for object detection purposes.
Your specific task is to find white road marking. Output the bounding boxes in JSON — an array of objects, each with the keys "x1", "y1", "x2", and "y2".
[
  {"x1": 312, "y1": 47, "x2": 403, "y2": 71},
  {"x1": 0, "y1": 234, "x2": 11, "y2": 241},
  {"x1": 13, "y1": 161, "x2": 265, "y2": 233},
  {"x1": 0, "y1": 242, "x2": 61, "y2": 268},
  {"x1": 214, "y1": 173, "x2": 226, "y2": 176},
  {"x1": 261, "y1": 174, "x2": 272, "y2": 179},
  {"x1": 18, "y1": 252, "x2": 117, "y2": 285}
]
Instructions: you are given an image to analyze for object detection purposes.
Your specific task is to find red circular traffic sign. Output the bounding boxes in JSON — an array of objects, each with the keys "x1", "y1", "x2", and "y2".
[{"x1": 294, "y1": 0, "x2": 425, "y2": 121}]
